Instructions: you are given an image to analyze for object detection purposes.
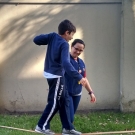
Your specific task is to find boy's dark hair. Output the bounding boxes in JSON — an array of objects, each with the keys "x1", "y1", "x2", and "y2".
[
  {"x1": 58, "y1": 19, "x2": 76, "y2": 35},
  {"x1": 71, "y1": 39, "x2": 85, "y2": 48}
]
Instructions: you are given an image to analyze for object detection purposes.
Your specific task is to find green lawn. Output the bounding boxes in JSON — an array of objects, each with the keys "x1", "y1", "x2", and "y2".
[{"x1": 0, "y1": 111, "x2": 135, "y2": 135}]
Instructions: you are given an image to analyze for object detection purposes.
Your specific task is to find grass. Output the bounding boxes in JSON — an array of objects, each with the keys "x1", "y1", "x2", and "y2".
[{"x1": 0, "y1": 111, "x2": 135, "y2": 135}]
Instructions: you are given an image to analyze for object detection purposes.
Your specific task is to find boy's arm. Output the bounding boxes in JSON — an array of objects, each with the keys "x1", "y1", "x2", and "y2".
[{"x1": 33, "y1": 34, "x2": 49, "y2": 45}]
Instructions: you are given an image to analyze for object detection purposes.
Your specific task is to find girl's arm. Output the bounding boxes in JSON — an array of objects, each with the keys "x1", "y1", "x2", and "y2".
[{"x1": 84, "y1": 78, "x2": 96, "y2": 103}]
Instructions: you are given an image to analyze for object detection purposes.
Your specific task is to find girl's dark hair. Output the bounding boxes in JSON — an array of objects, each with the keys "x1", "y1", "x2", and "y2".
[
  {"x1": 58, "y1": 19, "x2": 76, "y2": 35},
  {"x1": 71, "y1": 39, "x2": 85, "y2": 48}
]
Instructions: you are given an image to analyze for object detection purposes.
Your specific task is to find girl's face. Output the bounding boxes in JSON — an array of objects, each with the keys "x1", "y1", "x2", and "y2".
[{"x1": 71, "y1": 43, "x2": 84, "y2": 58}]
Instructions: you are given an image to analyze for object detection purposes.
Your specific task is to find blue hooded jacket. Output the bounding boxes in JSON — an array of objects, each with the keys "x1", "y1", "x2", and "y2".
[
  {"x1": 65, "y1": 55, "x2": 86, "y2": 96},
  {"x1": 33, "y1": 32, "x2": 83, "y2": 81}
]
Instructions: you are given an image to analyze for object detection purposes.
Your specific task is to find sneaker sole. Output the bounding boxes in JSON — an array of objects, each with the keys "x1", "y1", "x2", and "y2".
[
  {"x1": 62, "y1": 133, "x2": 81, "y2": 135},
  {"x1": 35, "y1": 129, "x2": 46, "y2": 134},
  {"x1": 35, "y1": 129, "x2": 55, "y2": 135}
]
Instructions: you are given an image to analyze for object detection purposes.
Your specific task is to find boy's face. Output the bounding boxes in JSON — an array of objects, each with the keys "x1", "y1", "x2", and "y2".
[{"x1": 65, "y1": 31, "x2": 75, "y2": 42}]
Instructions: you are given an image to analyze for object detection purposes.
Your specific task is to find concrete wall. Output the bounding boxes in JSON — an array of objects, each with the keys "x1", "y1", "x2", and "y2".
[
  {"x1": 120, "y1": 0, "x2": 135, "y2": 112},
  {"x1": 1, "y1": 0, "x2": 134, "y2": 113}
]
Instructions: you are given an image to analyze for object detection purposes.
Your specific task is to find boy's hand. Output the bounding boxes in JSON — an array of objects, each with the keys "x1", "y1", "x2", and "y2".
[
  {"x1": 79, "y1": 78, "x2": 87, "y2": 87},
  {"x1": 90, "y1": 93, "x2": 96, "y2": 103}
]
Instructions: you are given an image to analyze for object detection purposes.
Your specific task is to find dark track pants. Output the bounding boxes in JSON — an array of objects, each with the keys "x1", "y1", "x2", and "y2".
[
  {"x1": 37, "y1": 77, "x2": 74, "y2": 130},
  {"x1": 69, "y1": 95, "x2": 81, "y2": 123}
]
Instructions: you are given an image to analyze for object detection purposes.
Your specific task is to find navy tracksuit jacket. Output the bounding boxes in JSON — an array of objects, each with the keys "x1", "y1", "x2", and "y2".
[{"x1": 65, "y1": 55, "x2": 86, "y2": 96}]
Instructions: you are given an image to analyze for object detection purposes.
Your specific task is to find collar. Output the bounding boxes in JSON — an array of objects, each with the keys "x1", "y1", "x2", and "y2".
[{"x1": 70, "y1": 54, "x2": 81, "y2": 64}]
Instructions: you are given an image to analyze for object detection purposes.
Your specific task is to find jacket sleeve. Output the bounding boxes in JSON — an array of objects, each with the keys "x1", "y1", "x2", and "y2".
[
  {"x1": 83, "y1": 61, "x2": 86, "y2": 77},
  {"x1": 61, "y1": 42, "x2": 83, "y2": 81},
  {"x1": 33, "y1": 34, "x2": 50, "y2": 45}
]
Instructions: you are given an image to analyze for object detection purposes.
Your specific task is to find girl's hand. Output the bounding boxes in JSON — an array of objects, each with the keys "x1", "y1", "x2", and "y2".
[{"x1": 90, "y1": 93, "x2": 96, "y2": 103}]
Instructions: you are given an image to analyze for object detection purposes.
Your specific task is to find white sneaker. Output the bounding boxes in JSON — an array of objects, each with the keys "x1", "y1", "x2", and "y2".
[
  {"x1": 35, "y1": 125, "x2": 55, "y2": 135},
  {"x1": 62, "y1": 128, "x2": 82, "y2": 135}
]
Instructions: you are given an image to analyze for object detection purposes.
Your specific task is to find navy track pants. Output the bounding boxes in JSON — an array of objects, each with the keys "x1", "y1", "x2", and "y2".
[{"x1": 37, "y1": 77, "x2": 74, "y2": 130}]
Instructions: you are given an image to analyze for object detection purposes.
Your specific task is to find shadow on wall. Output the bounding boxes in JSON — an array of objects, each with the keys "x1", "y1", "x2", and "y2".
[{"x1": 0, "y1": 1, "x2": 85, "y2": 112}]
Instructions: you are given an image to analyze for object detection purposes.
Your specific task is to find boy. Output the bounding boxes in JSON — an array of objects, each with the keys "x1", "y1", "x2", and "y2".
[{"x1": 33, "y1": 19, "x2": 86, "y2": 135}]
